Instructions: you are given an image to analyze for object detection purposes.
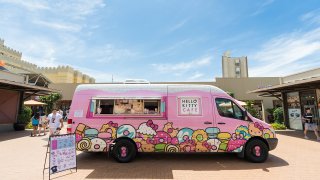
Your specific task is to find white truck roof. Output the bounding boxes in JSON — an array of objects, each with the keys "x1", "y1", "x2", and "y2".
[{"x1": 75, "y1": 84, "x2": 227, "y2": 94}]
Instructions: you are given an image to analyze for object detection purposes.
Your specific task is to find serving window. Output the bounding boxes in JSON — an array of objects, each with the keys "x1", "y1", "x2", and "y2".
[{"x1": 94, "y1": 98, "x2": 162, "y2": 116}]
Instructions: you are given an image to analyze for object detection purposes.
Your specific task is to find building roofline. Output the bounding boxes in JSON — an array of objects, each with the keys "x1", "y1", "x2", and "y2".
[
  {"x1": 0, "y1": 78, "x2": 59, "y2": 94},
  {"x1": 249, "y1": 76, "x2": 320, "y2": 94},
  {"x1": 282, "y1": 67, "x2": 320, "y2": 78}
]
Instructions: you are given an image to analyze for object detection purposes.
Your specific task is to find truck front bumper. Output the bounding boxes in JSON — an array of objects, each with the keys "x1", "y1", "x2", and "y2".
[{"x1": 266, "y1": 138, "x2": 278, "y2": 151}]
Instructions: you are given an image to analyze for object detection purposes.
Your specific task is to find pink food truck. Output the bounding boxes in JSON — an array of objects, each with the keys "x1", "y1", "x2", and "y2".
[{"x1": 68, "y1": 83, "x2": 278, "y2": 163}]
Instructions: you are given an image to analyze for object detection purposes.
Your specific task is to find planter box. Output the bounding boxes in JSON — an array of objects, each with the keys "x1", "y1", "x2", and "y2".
[{"x1": 13, "y1": 123, "x2": 26, "y2": 131}]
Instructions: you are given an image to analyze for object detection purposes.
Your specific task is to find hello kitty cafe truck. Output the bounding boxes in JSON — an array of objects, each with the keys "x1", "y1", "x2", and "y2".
[{"x1": 67, "y1": 83, "x2": 278, "y2": 163}]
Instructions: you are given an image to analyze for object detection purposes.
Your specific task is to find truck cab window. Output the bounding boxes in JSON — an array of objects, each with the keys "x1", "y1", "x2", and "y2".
[{"x1": 216, "y1": 98, "x2": 244, "y2": 120}]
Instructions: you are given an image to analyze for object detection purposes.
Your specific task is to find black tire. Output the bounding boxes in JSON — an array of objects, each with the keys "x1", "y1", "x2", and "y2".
[
  {"x1": 112, "y1": 139, "x2": 136, "y2": 163},
  {"x1": 244, "y1": 139, "x2": 269, "y2": 163}
]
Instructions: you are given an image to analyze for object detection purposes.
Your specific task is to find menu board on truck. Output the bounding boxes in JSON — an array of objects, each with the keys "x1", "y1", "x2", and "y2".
[{"x1": 49, "y1": 134, "x2": 77, "y2": 174}]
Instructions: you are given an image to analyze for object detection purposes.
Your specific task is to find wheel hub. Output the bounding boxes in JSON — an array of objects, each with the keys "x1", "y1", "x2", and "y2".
[
  {"x1": 120, "y1": 146, "x2": 127, "y2": 158},
  {"x1": 254, "y1": 146, "x2": 261, "y2": 157}
]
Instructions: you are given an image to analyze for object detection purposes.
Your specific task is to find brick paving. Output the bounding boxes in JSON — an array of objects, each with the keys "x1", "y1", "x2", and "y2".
[{"x1": 0, "y1": 128, "x2": 319, "y2": 180}]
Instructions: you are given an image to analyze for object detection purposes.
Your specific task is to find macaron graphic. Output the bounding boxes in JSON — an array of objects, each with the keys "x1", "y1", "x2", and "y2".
[
  {"x1": 84, "y1": 128, "x2": 99, "y2": 139},
  {"x1": 205, "y1": 127, "x2": 220, "y2": 139}
]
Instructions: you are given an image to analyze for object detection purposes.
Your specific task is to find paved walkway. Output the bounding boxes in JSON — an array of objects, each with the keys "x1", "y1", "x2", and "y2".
[{"x1": 0, "y1": 129, "x2": 319, "y2": 180}]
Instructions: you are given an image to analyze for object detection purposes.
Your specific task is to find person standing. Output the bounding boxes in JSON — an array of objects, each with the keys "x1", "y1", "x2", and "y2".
[
  {"x1": 303, "y1": 109, "x2": 320, "y2": 141},
  {"x1": 31, "y1": 112, "x2": 40, "y2": 137},
  {"x1": 47, "y1": 109, "x2": 64, "y2": 136},
  {"x1": 38, "y1": 112, "x2": 47, "y2": 135}
]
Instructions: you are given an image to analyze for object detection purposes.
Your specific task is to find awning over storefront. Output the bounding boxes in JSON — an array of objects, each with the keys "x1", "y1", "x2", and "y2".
[
  {"x1": 22, "y1": 73, "x2": 52, "y2": 88},
  {"x1": 0, "y1": 79, "x2": 57, "y2": 124},
  {"x1": 0, "y1": 79, "x2": 58, "y2": 96},
  {"x1": 249, "y1": 77, "x2": 320, "y2": 98}
]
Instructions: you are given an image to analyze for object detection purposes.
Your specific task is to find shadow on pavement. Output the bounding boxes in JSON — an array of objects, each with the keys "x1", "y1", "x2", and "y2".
[
  {"x1": 276, "y1": 130, "x2": 320, "y2": 142},
  {"x1": 77, "y1": 152, "x2": 289, "y2": 179},
  {"x1": 0, "y1": 129, "x2": 32, "y2": 142}
]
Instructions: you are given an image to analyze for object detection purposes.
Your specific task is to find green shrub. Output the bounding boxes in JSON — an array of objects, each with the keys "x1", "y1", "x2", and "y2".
[
  {"x1": 39, "y1": 93, "x2": 62, "y2": 114},
  {"x1": 25, "y1": 121, "x2": 33, "y2": 129},
  {"x1": 273, "y1": 107, "x2": 284, "y2": 124},
  {"x1": 271, "y1": 123, "x2": 286, "y2": 130},
  {"x1": 17, "y1": 106, "x2": 32, "y2": 124},
  {"x1": 266, "y1": 108, "x2": 275, "y2": 115}
]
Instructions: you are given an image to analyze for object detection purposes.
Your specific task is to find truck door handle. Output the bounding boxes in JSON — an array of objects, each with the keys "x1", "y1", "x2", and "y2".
[
  {"x1": 218, "y1": 122, "x2": 226, "y2": 125},
  {"x1": 204, "y1": 121, "x2": 212, "y2": 124}
]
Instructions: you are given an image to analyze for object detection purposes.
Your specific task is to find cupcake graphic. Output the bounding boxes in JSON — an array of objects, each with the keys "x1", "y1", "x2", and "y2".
[{"x1": 137, "y1": 120, "x2": 158, "y2": 139}]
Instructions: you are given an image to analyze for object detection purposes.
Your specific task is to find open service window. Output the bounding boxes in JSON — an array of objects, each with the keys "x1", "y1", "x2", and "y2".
[{"x1": 93, "y1": 97, "x2": 163, "y2": 116}]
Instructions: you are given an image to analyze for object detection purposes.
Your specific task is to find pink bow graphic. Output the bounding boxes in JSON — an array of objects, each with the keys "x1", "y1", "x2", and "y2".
[
  {"x1": 254, "y1": 122, "x2": 264, "y2": 131},
  {"x1": 107, "y1": 121, "x2": 118, "y2": 128},
  {"x1": 146, "y1": 120, "x2": 158, "y2": 130}
]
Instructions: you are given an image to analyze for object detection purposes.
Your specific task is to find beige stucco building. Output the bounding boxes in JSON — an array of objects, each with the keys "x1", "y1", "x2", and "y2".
[
  {"x1": 37, "y1": 66, "x2": 94, "y2": 83},
  {"x1": 251, "y1": 67, "x2": 320, "y2": 130},
  {"x1": 0, "y1": 38, "x2": 95, "y2": 84},
  {"x1": 222, "y1": 51, "x2": 248, "y2": 78}
]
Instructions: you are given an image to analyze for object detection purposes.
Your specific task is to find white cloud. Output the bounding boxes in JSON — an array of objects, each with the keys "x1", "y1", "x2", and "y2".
[
  {"x1": 150, "y1": 39, "x2": 191, "y2": 57},
  {"x1": 16, "y1": 37, "x2": 58, "y2": 67},
  {"x1": 152, "y1": 56, "x2": 211, "y2": 74},
  {"x1": 93, "y1": 44, "x2": 138, "y2": 63},
  {"x1": 0, "y1": 0, "x2": 105, "y2": 18},
  {"x1": 33, "y1": 20, "x2": 82, "y2": 32},
  {"x1": 188, "y1": 72, "x2": 204, "y2": 80},
  {"x1": 250, "y1": 28, "x2": 320, "y2": 76},
  {"x1": 251, "y1": 0, "x2": 274, "y2": 16},
  {"x1": 0, "y1": 0, "x2": 49, "y2": 11},
  {"x1": 52, "y1": 0, "x2": 106, "y2": 20},
  {"x1": 300, "y1": 8, "x2": 320, "y2": 25},
  {"x1": 168, "y1": 18, "x2": 189, "y2": 32}
]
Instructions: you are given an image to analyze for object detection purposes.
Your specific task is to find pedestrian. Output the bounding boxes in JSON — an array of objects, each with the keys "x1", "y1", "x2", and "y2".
[
  {"x1": 47, "y1": 109, "x2": 64, "y2": 136},
  {"x1": 31, "y1": 112, "x2": 40, "y2": 137},
  {"x1": 302, "y1": 108, "x2": 320, "y2": 141},
  {"x1": 38, "y1": 112, "x2": 47, "y2": 135},
  {"x1": 64, "y1": 108, "x2": 69, "y2": 120}
]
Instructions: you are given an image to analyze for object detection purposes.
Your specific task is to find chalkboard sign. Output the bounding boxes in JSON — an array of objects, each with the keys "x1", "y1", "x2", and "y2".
[{"x1": 49, "y1": 134, "x2": 77, "y2": 175}]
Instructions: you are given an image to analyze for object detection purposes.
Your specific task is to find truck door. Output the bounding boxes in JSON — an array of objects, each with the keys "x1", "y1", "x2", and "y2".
[{"x1": 213, "y1": 97, "x2": 251, "y2": 152}]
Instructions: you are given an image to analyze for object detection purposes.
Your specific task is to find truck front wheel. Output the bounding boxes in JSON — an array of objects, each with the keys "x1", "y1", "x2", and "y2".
[
  {"x1": 244, "y1": 139, "x2": 269, "y2": 163},
  {"x1": 112, "y1": 139, "x2": 136, "y2": 163}
]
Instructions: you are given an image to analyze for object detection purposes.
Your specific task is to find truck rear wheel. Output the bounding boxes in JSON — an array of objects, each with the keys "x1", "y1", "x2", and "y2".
[
  {"x1": 244, "y1": 139, "x2": 268, "y2": 163},
  {"x1": 112, "y1": 139, "x2": 136, "y2": 163}
]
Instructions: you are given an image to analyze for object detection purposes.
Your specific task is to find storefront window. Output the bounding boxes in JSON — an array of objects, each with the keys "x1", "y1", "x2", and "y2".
[
  {"x1": 316, "y1": 89, "x2": 320, "y2": 118},
  {"x1": 300, "y1": 90, "x2": 317, "y2": 118},
  {"x1": 287, "y1": 92, "x2": 303, "y2": 130}
]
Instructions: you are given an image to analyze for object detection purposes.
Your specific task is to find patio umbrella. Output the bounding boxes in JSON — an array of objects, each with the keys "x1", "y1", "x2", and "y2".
[{"x1": 24, "y1": 100, "x2": 47, "y2": 106}]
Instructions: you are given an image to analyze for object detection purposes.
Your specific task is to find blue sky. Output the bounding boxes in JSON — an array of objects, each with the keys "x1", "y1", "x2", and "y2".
[{"x1": 1, "y1": 0, "x2": 320, "y2": 82}]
